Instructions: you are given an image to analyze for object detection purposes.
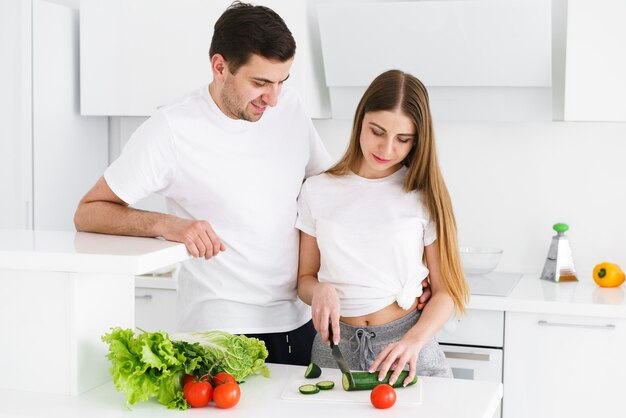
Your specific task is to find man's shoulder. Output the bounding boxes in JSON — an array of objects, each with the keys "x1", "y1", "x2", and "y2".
[{"x1": 158, "y1": 86, "x2": 209, "y2": 115}]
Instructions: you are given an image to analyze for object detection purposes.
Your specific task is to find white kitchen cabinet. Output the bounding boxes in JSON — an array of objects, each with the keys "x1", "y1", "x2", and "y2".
[
  {"x1": 437, "y1": 309, "x2": 504, "y2": 348},
  {"x1": 437, "y1": 309, "x2": 505, "y2": 418},
  {"x1": 503, "y1": 312, "x2": 626, "y2": 418},
  {"x1": 0, "y1": 230, "x2": 189, "y2": 396},
  {"x1": 33, "y1": 0, "x2": 108, "y2": 230},
  {"x1": 80, "y1": 0, "x2": 328, "y2": 117},
  {"x1": 564, "y1": 0, "x2": 626, "y2": 121},
  {"x1": 135, "y1": 273, "x2": 178, "y2": 334},
  {"x1": 0, "y1": 0, "x2": 32, "y2": 229},
  {"x1": 0, "y1": 0, "x2": 108, "y2": 231}
]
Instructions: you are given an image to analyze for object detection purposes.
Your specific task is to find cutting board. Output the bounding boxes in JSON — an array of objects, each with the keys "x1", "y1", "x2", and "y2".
[{"x1": 280, "y1": 368, "x2": 422, "y2": 405}]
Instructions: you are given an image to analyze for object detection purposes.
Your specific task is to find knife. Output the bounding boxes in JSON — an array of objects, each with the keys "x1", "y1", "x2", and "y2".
[{"x1": 328, "y1": 323, "x2": 355, "y2": 387}]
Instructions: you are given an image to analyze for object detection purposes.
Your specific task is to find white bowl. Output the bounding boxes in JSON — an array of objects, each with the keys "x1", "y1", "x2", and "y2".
[{"x1": 459, "y1": 247, "x2": 503, "y2": 275}]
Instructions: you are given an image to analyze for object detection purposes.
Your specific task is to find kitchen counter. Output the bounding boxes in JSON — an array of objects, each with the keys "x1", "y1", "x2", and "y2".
[
  {"x1": 0, "y1": 363, "x2": 503, "y2": 418},
  {"x1": 0, "y1": 229, "x2": 189, "y2": 274},
  {"x1": 468, "y1": 275, "x2": 626, "y2": 319},
  {"x1": 0, "y1": 230, "x2": 191, "y2": 396}
]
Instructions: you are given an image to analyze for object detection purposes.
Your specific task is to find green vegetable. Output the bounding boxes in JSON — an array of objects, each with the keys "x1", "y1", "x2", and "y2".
[
  {"x1": 173, "y1": 330, "x2": 270, "y2": 382},
  {"x1": 316, "y1": 380, "x2": 335, "y2": 390},
  {"x1": 299, "y1": 384, "x2": 320, "y2": 394},
  {"x1": 341, "y1": 371, "x2": 418, "y2": 391},
  {"x1": 102, "y1": 328, "x2": 269, "y2": 410},
  {"x1": 102, "y1": 328, "x2": 198, "y2": 409},
  {"x1": 304, "y1": 362, "x2": 322, "y2": 378}
]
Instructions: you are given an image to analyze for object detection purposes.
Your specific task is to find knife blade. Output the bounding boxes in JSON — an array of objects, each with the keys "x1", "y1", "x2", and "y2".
[{"x1": 328, "y1": 323, "x2": 355, "y2": 387}]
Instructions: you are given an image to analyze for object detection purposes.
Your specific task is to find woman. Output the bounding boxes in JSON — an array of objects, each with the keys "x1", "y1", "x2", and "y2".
[{"x1": 296, "y1": 70, "x2": 469, "y2": 386}]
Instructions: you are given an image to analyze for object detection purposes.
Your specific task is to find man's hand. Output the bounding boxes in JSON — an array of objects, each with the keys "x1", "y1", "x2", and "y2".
[
  {"x1": 75, "y1": 176, "x2": 225, "y2": 260},
  {"x1": 162, "y1": 217, "x2": 226, "y2": 259},
  {"x1": 417, "y1": 277, "x2": 431, "y2": 310}
]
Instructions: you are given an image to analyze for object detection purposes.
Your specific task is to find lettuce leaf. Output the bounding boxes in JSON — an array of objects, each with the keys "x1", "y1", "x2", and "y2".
[
  {"x1": 102, "y1": 328, "x2": 189, "y2": 409},
  {"x1": 172, "y1": 330, "x2": 270, "y2": 382}
]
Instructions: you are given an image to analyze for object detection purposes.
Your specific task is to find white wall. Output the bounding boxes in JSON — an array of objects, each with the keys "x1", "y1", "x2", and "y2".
[{"x1": 314, "y1": 118, "x2": 626, "y2": 281}]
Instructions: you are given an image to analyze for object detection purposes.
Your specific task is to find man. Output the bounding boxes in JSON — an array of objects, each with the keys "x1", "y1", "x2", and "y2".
[
  {"x1": 75, "y1": 1, "x2": 429, "y2": 366},
  {"x1": 75, "y1": 2, "x2": 329, "y2": 366}
]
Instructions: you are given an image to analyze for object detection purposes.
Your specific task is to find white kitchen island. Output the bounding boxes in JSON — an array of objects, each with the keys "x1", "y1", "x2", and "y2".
[{"x1": 0, "y1": 230, "x2": 190, "y2": 396}]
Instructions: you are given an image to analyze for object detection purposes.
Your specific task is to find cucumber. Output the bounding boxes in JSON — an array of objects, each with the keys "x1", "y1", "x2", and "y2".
[
  {"x1": 341, "y1": 370, "x2": 418, "y2": 391},
  {"x1": 315, "y1": 380, "x2": 335, "y2": 390},
  {"x1": 304, "y1": 362, "x2": 322, "y2": 379},
  {"x1": 299, "y1": 384, "x2": 320, "y2": 395}
]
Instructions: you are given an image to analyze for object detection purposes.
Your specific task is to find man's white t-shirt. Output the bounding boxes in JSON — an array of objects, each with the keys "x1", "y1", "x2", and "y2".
[
  {"x1": 296, "y1": 167, "x2": 436, "y2": 317},
  {"x1": 105, "y1": 85, "x2": 331, "y2": 333}
]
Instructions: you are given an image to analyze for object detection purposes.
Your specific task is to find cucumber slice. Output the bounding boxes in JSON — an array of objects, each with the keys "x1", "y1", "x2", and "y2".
[
  {"x1": 342, "y1": 371, "x2": 418, "y2": 391},
  {"x1": 315, "y1": 380, "x2": 335, "y2": 390},
  {"x1": 304, "y1": 362, "x2": 322, "y2": 379},
  {"x1": 299, "y1": 384, "x2": 320, "y2": 395}
]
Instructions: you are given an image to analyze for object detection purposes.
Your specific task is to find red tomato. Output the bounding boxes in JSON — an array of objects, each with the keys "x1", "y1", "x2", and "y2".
[
  {"x1": 182, "y1": 374, "x2": 209, "y2": 387},
  {"x1": 183, "y1": 381, "x2": 213, "y2": 408},
  {"x1": 182, "y1": 374, "x2": 195, "y2": 387},
  {"x1": 213, "y1": 382, "x2": 241, "y2": 409},
  {"x1": 212, "y1": 371, "x2": 236, "y2": 386},
  {"x1": 370, "y1": 384, "x2": 397, "y2": 409}
]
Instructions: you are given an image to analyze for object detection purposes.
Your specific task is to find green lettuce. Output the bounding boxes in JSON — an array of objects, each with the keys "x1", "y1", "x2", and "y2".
[
  {"x1": 101, "y1": 328, "x2": 269, "y2": 410},
  {"x1": 102, "y1": 328, "x2": 204, "y2": 409},
  {"x1": 172, "y1": 330, "x2": 270, "y2": 382}
]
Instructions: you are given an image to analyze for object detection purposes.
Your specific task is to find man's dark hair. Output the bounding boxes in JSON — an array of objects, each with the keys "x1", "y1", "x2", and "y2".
[{"x1": 209, "y1": 1, "x2": 296, "y2": 74}]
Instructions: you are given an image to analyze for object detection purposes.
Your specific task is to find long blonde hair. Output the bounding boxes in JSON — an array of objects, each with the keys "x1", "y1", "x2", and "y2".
[{"x1": 327, "y1": 70, "x2": 469, "y2": 314}]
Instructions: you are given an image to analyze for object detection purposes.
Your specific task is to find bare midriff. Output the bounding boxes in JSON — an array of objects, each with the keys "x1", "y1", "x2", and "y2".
[{"x1": 340, "y1": 298, "x2": 419, "y2": 327}]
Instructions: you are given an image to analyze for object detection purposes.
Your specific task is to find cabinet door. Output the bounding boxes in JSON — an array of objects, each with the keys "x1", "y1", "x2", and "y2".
[
  {"x1": 32, "y1": 0, "x2": 108, "y2": 230},
  {"x1": 564, "y1": 0, "x2": 626, "y2": 121},
  {"x1": 503, "y1": 312, "x2": 626, "y2": 418},
  {"x1": 135, "y1": 288, "x2": 178, "y2": 334},
  {"x1": 0, "y1": 0, "x2": 32, "y2": 229},
  {"x1": 80, "y1": 0, "x2": 327, "y2": 117},
  {"x1": 436, "y1": 309, "x2": 504, "y2": 348}
]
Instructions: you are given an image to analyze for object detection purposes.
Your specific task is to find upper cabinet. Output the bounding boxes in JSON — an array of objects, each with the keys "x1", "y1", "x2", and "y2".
[
  {"x1": 78, "y1": 0, "x2": 626, "y2": 122},
  {"x1": 564, "y1": 0, "x2": 626, "y2": 121},
  {"x1": 317, "y1": 0, "x2": 552, "y2": 121},
  {"x1": 79, "y1": 0, "x2": 328, "y2": 117}
]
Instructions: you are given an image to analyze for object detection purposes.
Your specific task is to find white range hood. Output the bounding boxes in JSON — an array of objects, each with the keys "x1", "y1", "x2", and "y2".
[{"x1": 317, "y1": 0, "x2": 552, "y2": 121}]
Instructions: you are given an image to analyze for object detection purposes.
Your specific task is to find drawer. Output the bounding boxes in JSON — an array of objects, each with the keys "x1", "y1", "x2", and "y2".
[
  {"x1": 436, "y1": 309, "x2": 504, "y2": 348},
  {"x1": 135, "y1": 287, "x2": 177, "y2": 334}
]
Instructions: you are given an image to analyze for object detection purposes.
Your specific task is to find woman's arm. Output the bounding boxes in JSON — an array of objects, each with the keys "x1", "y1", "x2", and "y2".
[
  {"x1": 369, "y1": 241, "x2": 454, "y2": 386},
  {"x1": 297, "y1": 231, "x2": 341, "y2": 345}
]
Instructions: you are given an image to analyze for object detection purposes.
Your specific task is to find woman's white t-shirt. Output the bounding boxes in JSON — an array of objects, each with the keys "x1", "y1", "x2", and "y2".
[
  {"x1": 296, "y1": 167, "x2": 436, "y2": 317},
  {"x1": 105, "y1": 85, "x2": 331, "y2": 333}
]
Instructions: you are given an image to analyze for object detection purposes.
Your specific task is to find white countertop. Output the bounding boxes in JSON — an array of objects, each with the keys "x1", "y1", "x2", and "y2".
[
  {"x1": 131, "y1": 270, "x2": 626, "y2": 319},
  {"x1": 0, "y1": 363, "x2": 502, "y2": 418},
  {"x1": 0, "y1": 230, "x2": 190, "y2": 275},
  {"x1": 469, "y1": 274, "x2": 626, "y2": 319}
]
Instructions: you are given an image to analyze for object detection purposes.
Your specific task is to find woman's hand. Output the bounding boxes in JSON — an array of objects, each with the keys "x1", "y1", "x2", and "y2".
[
  {"x1": 368, "y1": 335, "x2": 423, "y2": 387},
  {"x1": 311, "y1": 283, "x2": 341, "y2": 345}
]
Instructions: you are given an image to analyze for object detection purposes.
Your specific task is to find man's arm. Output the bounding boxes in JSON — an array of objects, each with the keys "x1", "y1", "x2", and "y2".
[{"x1": 74, "y1": 176, "x2": 225, "y2": 259}]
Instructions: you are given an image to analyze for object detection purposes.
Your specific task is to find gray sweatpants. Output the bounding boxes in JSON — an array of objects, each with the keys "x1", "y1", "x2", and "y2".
[{"x1": 311, "y1": 309, "x2": 453, "y2": 378}]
